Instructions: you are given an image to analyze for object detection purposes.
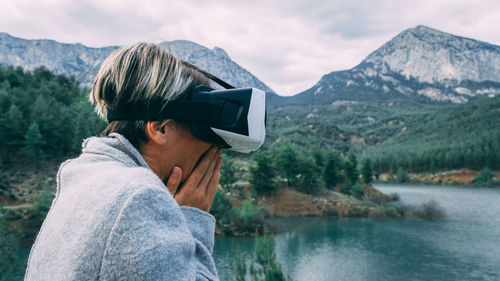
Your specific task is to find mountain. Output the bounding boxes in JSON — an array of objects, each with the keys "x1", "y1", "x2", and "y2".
[
  {"x1": 290, "y1": 25, "x2": 500, "y2": 105},
  {"x1": 0, "y1": 32, "x2": 274, "y2": 93},
  {"x1": 0, "y1": 33, "x2": 116, "y2": 86},
  {"x1": 160, "y1": 41, "x2": 273, "y2": 92}
]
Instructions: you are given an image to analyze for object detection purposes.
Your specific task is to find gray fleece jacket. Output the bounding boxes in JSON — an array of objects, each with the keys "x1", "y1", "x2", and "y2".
[{"x1": 24, "y1": 133, "x2": 219, "y2": 281}]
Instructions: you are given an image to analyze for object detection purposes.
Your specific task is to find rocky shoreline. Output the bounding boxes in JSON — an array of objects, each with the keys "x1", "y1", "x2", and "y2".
[
  {"x1": 214, "y1": 183, "x2": 401, "y2": 236},
  {"x1": 376, "y1": 169, "x2": 500, "y2": 187}
]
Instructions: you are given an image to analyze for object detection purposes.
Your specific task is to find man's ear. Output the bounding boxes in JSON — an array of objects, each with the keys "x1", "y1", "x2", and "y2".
[{"x1": 145, "y1": 120, "x2": 169, "y2": 145}]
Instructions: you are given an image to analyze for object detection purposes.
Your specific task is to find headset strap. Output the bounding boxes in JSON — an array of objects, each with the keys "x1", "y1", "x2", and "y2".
[
  {"x1": 106, "y1": 67, "x2": 233, "y2": 123},
  {"x1": 107, "y1": 100, "x2": 222, "y2": 123}
]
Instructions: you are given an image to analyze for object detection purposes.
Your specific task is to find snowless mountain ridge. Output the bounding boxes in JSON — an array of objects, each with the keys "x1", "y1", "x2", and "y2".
[
  {"x1": 292, "y1": 25, "x2": 500, "y2": 104},
  {"x1": 364, "y1": 25, "x2": 500, "y2": 84},
  {"x1": 0, "y1": 32, "x2": 274, "y2": 93},
  {"x1": 2, "y1": 26, "x2": 500, "y2": 105}
]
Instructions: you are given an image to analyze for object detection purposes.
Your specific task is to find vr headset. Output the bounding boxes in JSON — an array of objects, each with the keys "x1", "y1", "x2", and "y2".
[{"x1": 106, "y1": 71, "x2": 266, "y2": 153}]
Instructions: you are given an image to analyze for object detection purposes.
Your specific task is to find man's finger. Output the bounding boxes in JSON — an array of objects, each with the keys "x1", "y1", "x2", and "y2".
[
  {"x1": 166, "y1": 166, "x2": 182, "y2": 196},
  {"x1": 198, "y1": 149, "x2": 221, "y2": 190},
  {"x1": 206, "y1": 158, "x2": 223, "y2": 212},
  {"x1": 206, "y1": 157, "x2": 222, "y2": 198},
  {"x1": 185, "y1": 147, "x2": 218, "y2": 187}
]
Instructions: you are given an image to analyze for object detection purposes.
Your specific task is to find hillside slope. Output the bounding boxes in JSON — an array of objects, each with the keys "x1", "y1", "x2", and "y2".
[{"x1": 362, "y1": 95, "x2": 500, "y2": 172}]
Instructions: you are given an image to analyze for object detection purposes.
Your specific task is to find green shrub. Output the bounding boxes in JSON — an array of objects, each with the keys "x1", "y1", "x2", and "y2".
[
  {"x1": 474, "y1": 167, "x2": 494, "y2": 184},
  {"x1": 399, "y1": 200, "x2": 446, "y2": 220},
  {"x1": 390, "y1": 193, "x2": 400, "y2": 201},
  {"x1": 238, "y1": 199, "x2": 262, "y2": 225},
  {"x1": 340, "y1": 180, "x2": 365, "y2": 199},
  {"x1": 412, "y1": 200, "x2": 446, "y2": 220},
  {"x1": 349, "y1": 182, "x2": 365, "y2": 199}
]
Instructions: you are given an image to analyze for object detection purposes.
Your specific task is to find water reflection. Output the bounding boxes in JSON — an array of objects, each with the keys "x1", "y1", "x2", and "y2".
[{"x1": 214, "y1": 185, "x2": 500, "y2": 281}]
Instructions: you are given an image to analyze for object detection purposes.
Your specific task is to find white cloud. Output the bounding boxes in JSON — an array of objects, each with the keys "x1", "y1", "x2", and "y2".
[{"x1": 1, "y1": 0, "x2": 500, "y2": 95}]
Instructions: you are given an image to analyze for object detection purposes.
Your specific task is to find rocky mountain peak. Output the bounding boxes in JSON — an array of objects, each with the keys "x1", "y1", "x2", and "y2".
[
  {"x1": 361, "y1": 25, "x2": 500, "y2": 84},
  {"x1": 404, "y1": 25, "x2": 449, "y2": 40},
  {"x1": 290, "y1": 25, "x2": 500, "y2": 105}
]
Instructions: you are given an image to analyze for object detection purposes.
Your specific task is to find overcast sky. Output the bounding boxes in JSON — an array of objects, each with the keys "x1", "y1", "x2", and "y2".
[{"x1": 1, "y1": 0, "x2": 500, "y2": 95}]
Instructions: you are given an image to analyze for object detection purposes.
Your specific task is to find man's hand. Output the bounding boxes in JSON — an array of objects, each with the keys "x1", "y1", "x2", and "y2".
[{"x1": 165, "y1": 147, "x2": 223, "y2": 212}]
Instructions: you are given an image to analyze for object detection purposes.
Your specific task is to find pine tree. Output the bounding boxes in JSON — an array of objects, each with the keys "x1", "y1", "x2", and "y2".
[
  {"x1": 275, "y1": 144, "x2": 298, "y2": 186},
  {"x1": 220, "y1": 153, "x2": 239, "y2": 190},
  {"x1": 250, "y1": 151, "x2": 276, "y2": 194},
  {"x1": 430, "y1": 159, "x2": 437, "y2": 175},
  {"x1": 343, "y1": 153, "x2": 359, "y2": 184},
  {"x1": 397, "y1": 167, "x2": 410, "y2": 183},
  {"x1": 72, "y1": 110, "x2": 92, "y2": 152},
  {"x1": 372, "y1": 159, "x2": 381, "y2": 180},
  {"x1": 312, "y1": 149, "x2": 326, "y2": 169},
  {"x1": 24, "y1": 122, "x2": 46, "y2": 164},
  {"x1": 361, "y1": 158, "x2": 373, "y2": 184},
  {"x1": 323, "y1": 151, "x2": 340, "y2": 189},
  {"x1": 0, "y1": 105, "x2": 24, "y2": 162},
  {"x1": 295, "y1": 154, "x2": 320, "y2": 194}
]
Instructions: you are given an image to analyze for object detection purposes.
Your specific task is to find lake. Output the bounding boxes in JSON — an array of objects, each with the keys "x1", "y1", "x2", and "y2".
[{"x1": 213, "y1": 184, "x2": 500, "y2": 281}]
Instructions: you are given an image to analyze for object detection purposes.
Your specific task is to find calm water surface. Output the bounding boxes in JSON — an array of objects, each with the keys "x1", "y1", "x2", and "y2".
[{"x1": 213, "y1": 185, "x2": 500, "y2": 281}]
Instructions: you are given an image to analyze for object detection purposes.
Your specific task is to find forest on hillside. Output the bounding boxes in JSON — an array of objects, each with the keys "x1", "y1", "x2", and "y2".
[
  {"x1": 362, "y1": 96, "x2": 500, "y2": 173},
  {"x1": 0, "y1": 65, "x2": 105, "y2": 165},
  {"x1": 268, "y1": 97, "x2": 500, "y2": 174},
  {"x1": 1, "y1": 64, "x2": 499, "y2": 175}
]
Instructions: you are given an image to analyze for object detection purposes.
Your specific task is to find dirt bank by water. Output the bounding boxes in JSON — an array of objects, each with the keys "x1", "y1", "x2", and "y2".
[
  {"x1": 378, "y1": 169, "x2": 500, "y2": 186},
  {"x1": 259, "y1": 186, "x2": 392, "y2": 218}
]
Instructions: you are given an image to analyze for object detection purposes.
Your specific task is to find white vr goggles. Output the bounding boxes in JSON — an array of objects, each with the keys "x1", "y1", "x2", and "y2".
[{"x1": 107, "y1": 71, "x2": 266, "y2": 153}]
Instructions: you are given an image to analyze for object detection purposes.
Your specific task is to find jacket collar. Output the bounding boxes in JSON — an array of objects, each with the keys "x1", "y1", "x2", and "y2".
[{"x1": 81, "y1": 133, "x2": 150, "y2": 169}]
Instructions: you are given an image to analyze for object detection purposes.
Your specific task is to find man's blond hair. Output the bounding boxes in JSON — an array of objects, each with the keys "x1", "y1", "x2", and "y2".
[{"x1": 89, "y1": 42, "x2": 210, "y2": 149}]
